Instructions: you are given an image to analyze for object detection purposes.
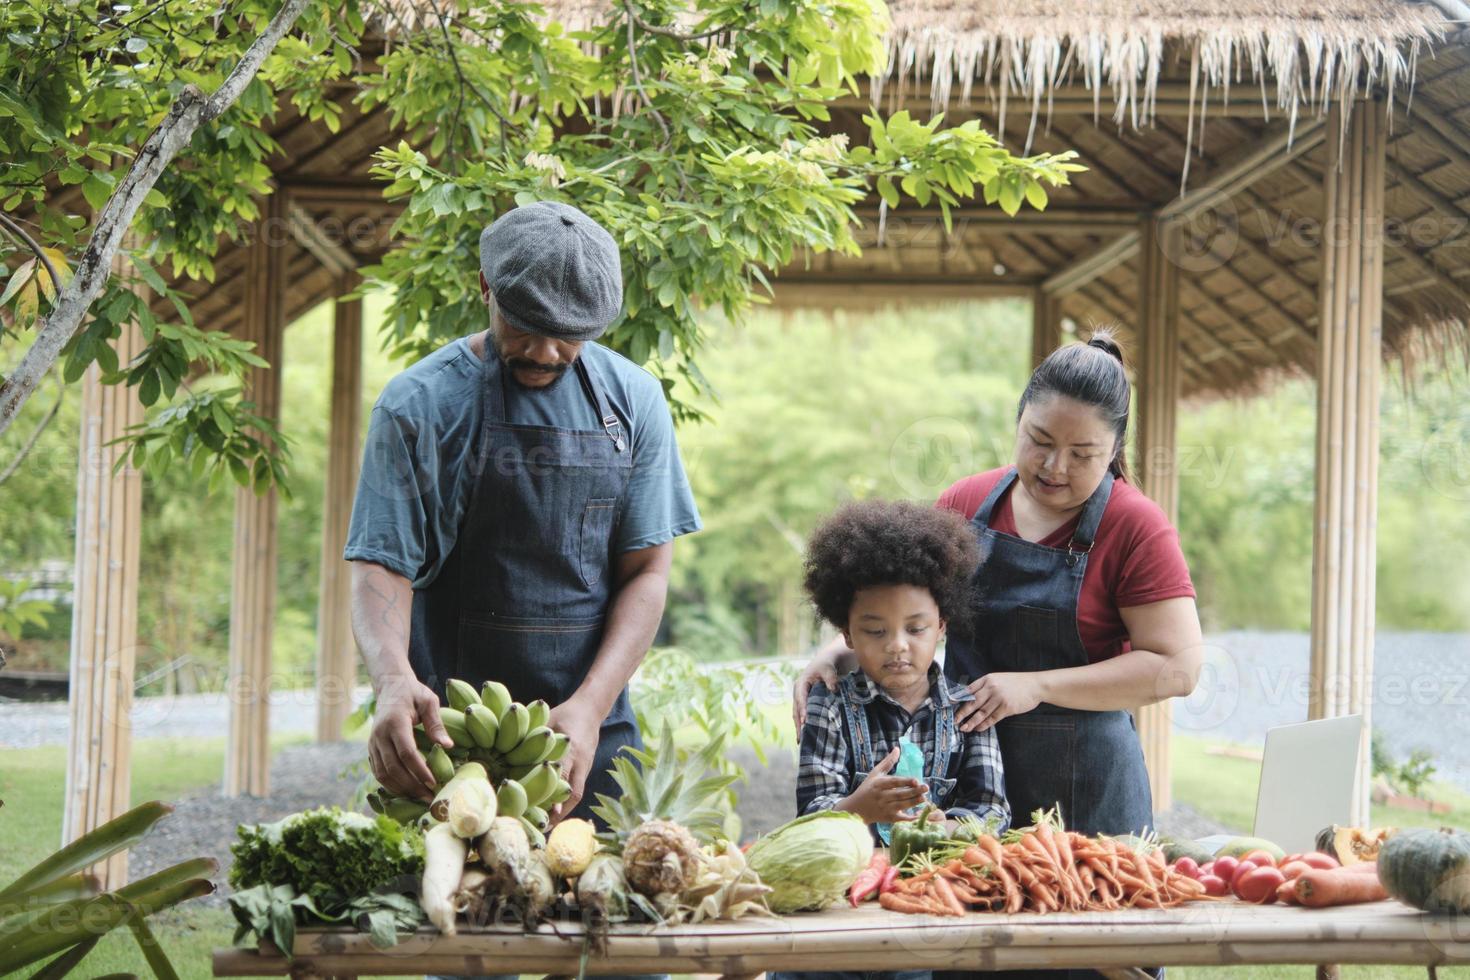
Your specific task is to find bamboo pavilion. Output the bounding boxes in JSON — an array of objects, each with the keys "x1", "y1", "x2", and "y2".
[{"x1": 57, "y1": 0, "x2": 1470, "y2": 887}]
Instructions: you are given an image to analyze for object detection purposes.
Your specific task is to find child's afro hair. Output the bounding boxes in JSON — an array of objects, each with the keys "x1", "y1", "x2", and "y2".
[{"x1": 802, "y1": 499, "x2": 980, "y2": 631}]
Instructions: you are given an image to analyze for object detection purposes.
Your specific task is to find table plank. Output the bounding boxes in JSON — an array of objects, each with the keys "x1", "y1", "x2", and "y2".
[{"x1": 212, "y1": 902, "x2": 1470, "y2": 978}]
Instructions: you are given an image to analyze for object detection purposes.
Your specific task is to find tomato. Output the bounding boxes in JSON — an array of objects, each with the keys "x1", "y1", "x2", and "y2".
[
  {"x1": 1198, "y1": 874, "x2": 1229, "y2": 897},
  {"x1": 1212, "y1": 855, "x2": 1240, "y2": 882},
  {"x1": 1230, "y1": 859, "x2": 1260, "y2": 895},
  {"x1": 1279, "y1": 860, "x2": 1312, "y2": 880},
  {"x1": 1299, "y1": 852, "x2": 1340, "y2": 871},
  {"x1": 1241, "y1": 849, "x2": 1279, "y2": 868},
  {"x1": 1236, "y1": 866, "x2": 1286, "y2": 904},
  {"x1": 1199, "y1": 861, "x2": 1215, "y2": 876},
  {"x1": 1173, "y1": 857, "x2": 1202, "y2": 880}
]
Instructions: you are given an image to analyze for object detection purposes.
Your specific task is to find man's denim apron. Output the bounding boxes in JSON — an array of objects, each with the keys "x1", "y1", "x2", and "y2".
[
  {"x1": 837, "y1": 676, "x2": 958, "y2": 845},
  {"x1": 407, "y1": 354, "x2": 639, "y2": 827},
  {"x1": 940, "y1": 469, "x2": 1157, "y2": 980}
]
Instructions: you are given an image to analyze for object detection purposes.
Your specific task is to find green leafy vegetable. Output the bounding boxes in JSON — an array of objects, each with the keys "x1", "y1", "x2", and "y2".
[{"x1": 229, "y1": 807, "x2": 423, "y2": 907}]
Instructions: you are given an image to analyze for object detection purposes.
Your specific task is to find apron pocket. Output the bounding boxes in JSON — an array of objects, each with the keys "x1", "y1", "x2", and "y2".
[
  {"x1": 579, "y1": 498, "x2": 617, "y2": 589},
  {"x1": 456, "y1": 613, "x2": 604, "y2": 708},
  {"x1": 1011, "y1": 604, "x2": 1066, "y2": 671},
  {"x1": 996, "y1": 714, "x2": 1076, "y2": 827}
]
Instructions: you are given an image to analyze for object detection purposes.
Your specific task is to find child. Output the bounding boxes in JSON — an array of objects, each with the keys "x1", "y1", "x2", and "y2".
[{"x1": 776, "y1": 500, "x2": 1010, "y2": 980}]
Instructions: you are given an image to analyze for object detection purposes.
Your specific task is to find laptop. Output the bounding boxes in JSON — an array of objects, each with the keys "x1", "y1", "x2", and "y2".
[{"x1": 1252, "y1": 715, "x2": 1364, "y2": 854}]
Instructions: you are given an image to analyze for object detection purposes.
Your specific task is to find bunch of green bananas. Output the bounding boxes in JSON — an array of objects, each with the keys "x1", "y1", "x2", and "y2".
[{"x1": 369, "y1": 678, "x2": 574, "y2": 844}]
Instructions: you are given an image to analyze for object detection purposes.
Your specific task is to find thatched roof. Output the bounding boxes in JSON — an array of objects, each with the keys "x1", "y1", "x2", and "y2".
[{"x1": 35, "y1": 0, "x2": 1466, "y2": 400}]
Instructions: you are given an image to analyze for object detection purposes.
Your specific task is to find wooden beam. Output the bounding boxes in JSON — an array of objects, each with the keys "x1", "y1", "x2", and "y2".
[
  {"x1": 62, "y1": 244, "x2": 146, "y2": 891},
  {"x1": 316, "y1": 274, "x2": 364, "y2": 743},
  {"x1": 1041, "y1": 232, "x2": 1141, "y2": 296},
  {"x1": 1394, "y1": 91, "x2": 1470, "y2": 173},
  {"x1": 767, "y1": 277, "x2": 1034, "y2": 308},
  {"x1": 226, "y1": 193, "x2": 288, "y2": 797},
  {"x1": 1384, "y1": 158, "x2": 1470, "y2": 224},
  {"x1": 1310, "y1": 99, "x2": 1386, "y2": 827},
  {"x1": 288, "y1": 203, "x2": 357, "y2": 276},
  {"x1": 832, "y1": 84, "x2": 1283, "y2": 117},
  {"x1": 1135, "y1": 217, "x2": 1181, "y2": 812},
  {"x1": 1157, "y1": 116, "x2": 1328, "y2": 222}
]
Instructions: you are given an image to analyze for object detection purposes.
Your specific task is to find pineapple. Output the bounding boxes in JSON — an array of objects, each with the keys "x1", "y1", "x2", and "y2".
[{"x1": 590, "y1": 721, "x2": 738, "y2": 901}]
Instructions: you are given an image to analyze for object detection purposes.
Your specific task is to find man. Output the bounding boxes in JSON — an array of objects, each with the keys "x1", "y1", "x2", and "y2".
[{"x1": 346, "y1": 201, "x2": 702, "y2": 829}]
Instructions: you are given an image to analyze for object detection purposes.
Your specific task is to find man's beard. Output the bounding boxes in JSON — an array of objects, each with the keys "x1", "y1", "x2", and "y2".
[{"x1": 504, "y1": 356, "x2": 570, "y2": 381}]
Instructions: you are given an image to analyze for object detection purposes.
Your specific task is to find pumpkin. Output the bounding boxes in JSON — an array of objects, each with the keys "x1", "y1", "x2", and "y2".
[
  {"x1": 1376, "y1": 827, "x2": 1470, "y2": 914},
  {"x1": 1316, "y1": 825, "x2": 1395, "y2": 866}
]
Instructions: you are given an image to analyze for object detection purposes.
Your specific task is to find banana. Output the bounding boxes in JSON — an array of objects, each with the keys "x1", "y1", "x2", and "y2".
[
  {"x1": 366, "y1": 788, "x2": 386, "y2": 814},
  {"x1": 525, "y1": 699, "x2": 551, "y2": 730},
  {"x1": 439, "y1": 708, "x2": 472, "y2": 747},
  {"x1": 520, "y1": 817, "x2": 546, "y2": 849},
  {"x1": 385, "y1": 798, "x2": 430, "y2": 824},
  {"x1": 496, "y1": 778, "x2": 529, "y2": 819},
  {"x1": 426, "y1": 744, "x2": 456, "y2": 785},
  {"x1": 523, "y1": 804, "x2": 549, "y2": 831},
  {"x1": 493, "y1": 702, "x2": 530, "y2": 754},
  {"x1": 504, "y1": 726, "x2": 554, "y2": 766},
  {"x1": 518, "y1": 762, "x2": 559, "y2": 807},
  {"x1": 446, "y1": 679, "x2": 480, "y2": 713},
  {"x1": 412, "y1": 726, "x2": 434, "y2": 754},
  {"x1": 544, "y1": 732, "x2": 571, "y2": 764},
  {"x1": 506, "y1": 763, "x2": 537, "y2": 781},
  {"x1": 464, "y1": 703, "x2": 500, "y2": 749},
  {"x1": 480, "y1": 680, "x2": 513, "y2": 720},
  {"x1": 543, "y1": 777, "x2": 573, "y2": 806}
]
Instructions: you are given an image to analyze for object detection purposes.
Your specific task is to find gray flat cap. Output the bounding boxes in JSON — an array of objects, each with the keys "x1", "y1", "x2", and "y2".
[{"x1": 479, "y1": 201, "x2": 623, "y2": 342}]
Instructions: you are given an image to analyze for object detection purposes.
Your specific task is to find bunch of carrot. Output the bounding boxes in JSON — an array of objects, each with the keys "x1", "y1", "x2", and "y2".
[{"x1": 878, "y1": 821, "x2": 1209, "y2": 917}]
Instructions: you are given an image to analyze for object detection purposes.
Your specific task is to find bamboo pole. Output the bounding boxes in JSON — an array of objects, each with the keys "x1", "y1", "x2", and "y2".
[
  {"x1": 225, "y1": 193, "x2": 288, "y2": 796},
  {"x1": 315, "y1": 275, "x2": 363, "y2": 742},
  {"x1": 62, "y1": 247, "x2": 146, "y2": 890},
  {"x1": 1309, "y1": 99, "x2": 1385, "y2": 825},
  {"x1": 1133, "y1": 217, "x2": 1182, "y2": 814},
  {"x1": 1031, "y1": 287, "x2": 1058, "y2": 368}
]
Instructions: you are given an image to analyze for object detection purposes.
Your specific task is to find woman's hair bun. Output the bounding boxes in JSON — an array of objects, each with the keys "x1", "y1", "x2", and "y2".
[{"x1": 1086, "y1": 330, "x2": 1125, "y2": 365}]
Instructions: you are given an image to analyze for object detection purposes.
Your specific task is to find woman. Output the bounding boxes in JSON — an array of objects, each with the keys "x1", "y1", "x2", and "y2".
[{"x1": 794, "y1": 333, "x2": 1203, "y2": 973}]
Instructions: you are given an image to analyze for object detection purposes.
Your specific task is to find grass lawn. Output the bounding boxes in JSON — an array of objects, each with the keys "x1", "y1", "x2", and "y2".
[{"x1": 0, "y1": 734, "x2": 313, "y2": 979}]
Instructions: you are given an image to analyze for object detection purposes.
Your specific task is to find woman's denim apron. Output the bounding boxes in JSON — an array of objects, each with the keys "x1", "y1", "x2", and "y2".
[
  {"x1": 837, "y1": 676, "x2": 958, "y2": 844},
  {"x1": 939, "y1": 469, "x2": 1157, "y2": 980},
  {"x1": 407, "y1": 354, "x2": 640, "y2": 828}
]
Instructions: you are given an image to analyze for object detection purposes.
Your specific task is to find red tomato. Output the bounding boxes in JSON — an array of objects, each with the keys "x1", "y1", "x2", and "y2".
[
  {"x1": 1241, "y1": 849, "x2": 1279, "y2": 868},
  {"x1": 1199, "y1": 861, "x2": 1215, "y2": 877},
  {"x1": 1173, "y1": 857, "x2": 1202, "y2": 880},
  {"x1": 1198, "y1": 874, "x2": 1229, "y2": 897},
  {"x1": 1282, "y1": 853, "x2": 1304, "y2": 866},
  {"x1": 1299, "y1": 853, "x2": 1340, "y2": 871},
  {"x1": 1279, "y1": 860, "x2": 1312, "y2": 880},
  {"x1": 1229, "y1": 859, "x2": 1259, "y2": 895},
  {"x1": 1236, "y1": 866, "x2": 1286, "y2": 904},
  {"x1": 1212, "y1": 855, "x2": 1240, "y2": 881}
]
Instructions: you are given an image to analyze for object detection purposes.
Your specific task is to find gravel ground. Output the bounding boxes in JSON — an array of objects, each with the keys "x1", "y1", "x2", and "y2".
[{"x1": 133, "y1": 741, "x2": 1230, "y2": 902}]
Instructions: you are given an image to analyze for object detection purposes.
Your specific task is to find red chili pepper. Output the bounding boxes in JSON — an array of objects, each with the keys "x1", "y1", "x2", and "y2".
[
  {"x1": 849, "y1": 853, "x2": 891, "y2": 906},
  {"x1": 878, "y1": 864, "x2": 902, "y2": 895}
]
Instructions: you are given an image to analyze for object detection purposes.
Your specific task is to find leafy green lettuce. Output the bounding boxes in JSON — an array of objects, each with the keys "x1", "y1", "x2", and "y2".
[{"x1": 229, "y1": 807, "x2": 423, "y2": 906}]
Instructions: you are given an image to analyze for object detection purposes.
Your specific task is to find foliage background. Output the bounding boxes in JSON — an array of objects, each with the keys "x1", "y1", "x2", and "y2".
[{"x1": 2, "y1": 296, "x2": 1467, "y2": 689}]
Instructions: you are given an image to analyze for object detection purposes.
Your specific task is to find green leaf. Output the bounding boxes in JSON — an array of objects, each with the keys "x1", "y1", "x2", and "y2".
[
  {"x1": 125, "y1": 36, "x2": 149, "y2": 54},
  {"x1": 0, "y1": 802, "x2": 174, "y2": 904},
  {"x1": 82, "y1": 172, "x2": 115, "y2": 212}
]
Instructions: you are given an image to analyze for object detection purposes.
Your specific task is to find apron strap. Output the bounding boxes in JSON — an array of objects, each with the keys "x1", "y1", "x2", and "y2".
[
  {"x1": 1067, "y1": 470, "x2": 1115, "y2": 562},
  {"x1": 973, "y1": 468, "x2": 1019, "y2": 527},
  {"x1": 836, "y1": 679, "x2": 877, "y2": 775},
  {"x1": 576, "y1": 358, "x2": 627, "y2": 454}
]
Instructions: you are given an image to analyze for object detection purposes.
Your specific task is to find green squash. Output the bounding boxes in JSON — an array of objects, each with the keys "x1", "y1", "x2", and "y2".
[
  {"x1": 1161, "y1": 835, "x2": 1215, "y2": 866},
  {"x1": 1377, "y1": 827, "x2": 1470, "y2": 914}
]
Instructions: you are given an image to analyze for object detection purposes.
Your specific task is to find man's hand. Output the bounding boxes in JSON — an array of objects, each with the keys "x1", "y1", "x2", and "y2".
[
  {"x1": 368, "y1": 674, "x2": 451, "y2": 802},
  {"x1": 836, "y1": 746, "x2": 928, "y2": 824},
  {"x1": 546, "y1": 695, "x2": 604, "y2": 826}
]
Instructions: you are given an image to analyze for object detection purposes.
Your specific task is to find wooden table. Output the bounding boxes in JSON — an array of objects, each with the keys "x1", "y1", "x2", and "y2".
[{"x1": 213, "y1": 901, "x2": 1470, "y2": 979}]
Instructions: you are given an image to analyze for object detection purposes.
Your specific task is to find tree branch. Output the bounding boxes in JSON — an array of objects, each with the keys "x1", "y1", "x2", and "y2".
[
  {"x1": 0, "y1": 0, "x2": 311, "y2": 441},
  {"x1": 0, "y1": 373, "x2": 62, "y2": 488},
  {"x1": 623, "y1": 4, "x2": 671, "y2": 146},
  {"x1": 623, "y1": 3, "x2": 736, "y2": 42},
  {"x1": 0, "y1": 212, "x2": 61, "y2": 300}
]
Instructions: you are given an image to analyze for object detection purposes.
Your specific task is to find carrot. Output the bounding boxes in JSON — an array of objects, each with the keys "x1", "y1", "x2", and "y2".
[
  {"x1": 977, "y1": 836, "x2": 1023, "y2": 913},
  {"x1": 1277, "y1": 879, "x2": 1300, "y2": 905},
  {"x1": 933, "y1": 874, "x2": 968, "y2": 916},
  {"x1": 962, "y1": 845, "x2": 988, "y2": 867},
  {"x1": 1294, "y1": 868, "x2": 1389, "y2": 908},
  {"x1": 880, "y1": 892, "x2": 937, "y2": 914}
]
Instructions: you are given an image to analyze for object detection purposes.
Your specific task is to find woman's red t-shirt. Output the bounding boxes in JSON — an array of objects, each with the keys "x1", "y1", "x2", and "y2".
[{"x1": 937, "y1": 467, "x2": 1196, "y2": 663}]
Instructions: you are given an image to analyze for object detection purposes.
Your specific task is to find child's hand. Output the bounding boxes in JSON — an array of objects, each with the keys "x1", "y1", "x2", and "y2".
[{"x1": 838, "y1": 745, "x2": 928, "y2": 824}]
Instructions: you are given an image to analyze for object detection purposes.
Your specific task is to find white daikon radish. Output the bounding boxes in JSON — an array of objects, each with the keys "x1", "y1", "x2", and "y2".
[{"x1": 421, "y1": 822, "x2": 470, "y2": 934}]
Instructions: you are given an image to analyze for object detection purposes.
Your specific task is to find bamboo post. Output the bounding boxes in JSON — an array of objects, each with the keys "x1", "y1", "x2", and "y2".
[
  {"x1": 1134, "y1": 216, "x2": 1182, "y2": 814},
  {"x1": 1309, "y1": 99, "x2": 1385, "y2": 826},
  {"x1": 1031, "y1": 287, "x2": 1059, "y2": 368},
  {"x1": 62, "y1": 252, "x2": 146, "y2": 890},
  {"x1": 225, "y1": 193, "x2": 288, "y2": 796},
  {"x1": 315, "y1": 274, "x2": 363, "y2": 742}
]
